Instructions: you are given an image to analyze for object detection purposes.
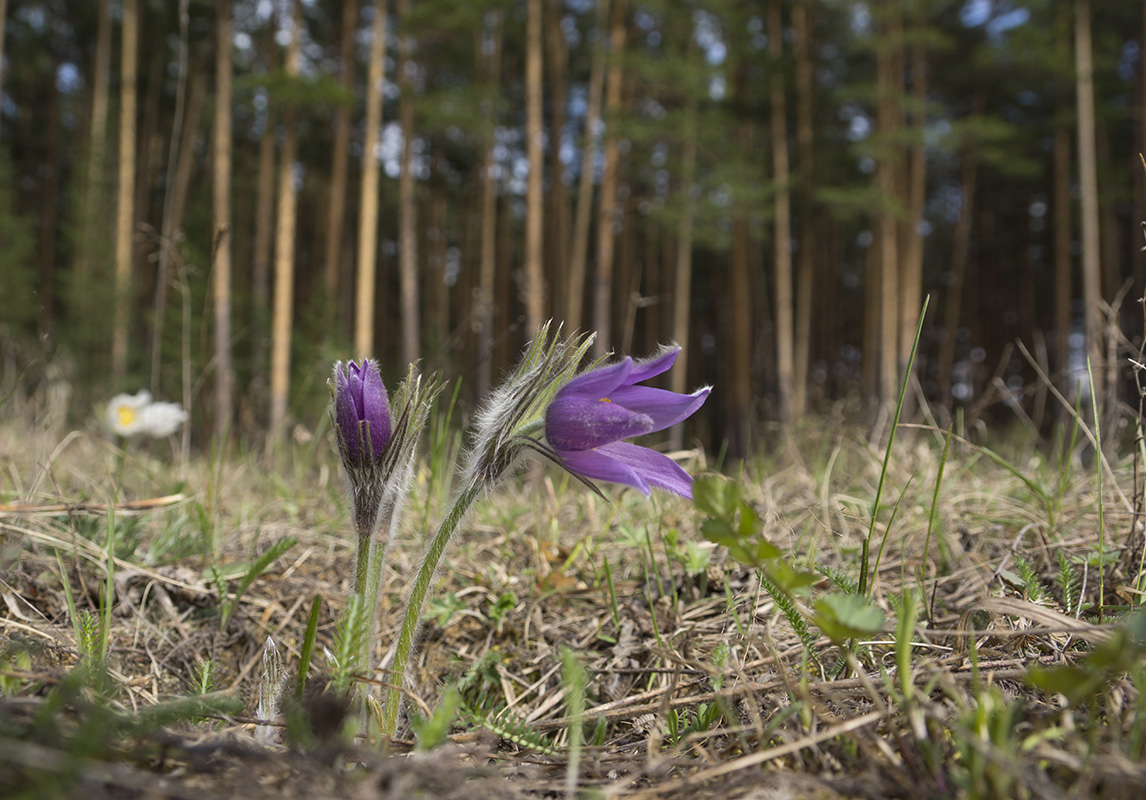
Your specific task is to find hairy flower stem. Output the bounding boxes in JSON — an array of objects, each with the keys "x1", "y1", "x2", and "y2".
[
  {"x1": 354, "y1": 527, "x2": 372, "y2": 597},
  {"x1": 382, "y1": 481, "x2": 484, "y2": 736},
  {"x1": 352, "y1": 514, "x2": 394, "y2": 699}
]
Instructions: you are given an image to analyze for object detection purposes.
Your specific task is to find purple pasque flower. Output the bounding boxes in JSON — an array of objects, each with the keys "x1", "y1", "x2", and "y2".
[
  {"x1": 333, "y1": 359, "x2": 392, "y2": 465},
  {"x1": 545, "y1": 346, "x2": 710, "y2": 498}
]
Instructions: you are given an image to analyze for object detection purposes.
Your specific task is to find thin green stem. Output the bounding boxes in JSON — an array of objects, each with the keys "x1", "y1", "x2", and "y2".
[
  {"x1": 1088, "y1": 358, "x2": 1104, "y2": 624},
  {"x1": 859, "y1": 295, "x2": 929, "y2": 597},
  {"x1": 354, "y1": 530, "x2": 371, "y2": 596},
  {"x1": 382, "y1": 480, "x2": 484, "y2": 736},
  {"x1": 359, "y1": 526, "x2": 389, "y2": 682}
]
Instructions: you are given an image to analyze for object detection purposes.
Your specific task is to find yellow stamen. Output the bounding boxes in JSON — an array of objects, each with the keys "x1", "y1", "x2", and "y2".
[
  {"x1": 116, "y1": 407, "x2": 136, "y2": 427},
  {"x1": 599, "y1": 397, "x2": 611, "y2": 403}
]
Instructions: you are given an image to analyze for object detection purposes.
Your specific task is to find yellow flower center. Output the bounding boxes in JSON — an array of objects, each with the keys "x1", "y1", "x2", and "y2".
[
  {"x1": 599, "y1": 397, "x2": 611, "y2": 403},
  {"x1": 116, "y1": 406, "x2": 136, "y2": 427}
]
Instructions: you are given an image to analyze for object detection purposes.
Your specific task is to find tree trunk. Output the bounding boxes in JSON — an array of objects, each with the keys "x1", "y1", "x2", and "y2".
[
  {"x1": 74, "y1": 0, "x2": 111, "y2": 290},
  {"x1": 355, "y1": 0, "x2": 387, "y2": 359},
  {"x1": 899, "y1": 26, "x2": 927, "y2": 397},
  {"x1": 494, "y1": 176, "x2": 514, "y2": 372},
  {"x1": 524, "y1": 0, "x2": 545, "y2": 335},
  {"x1": 270, "y1": 0, "x2": 302, "y2": 439},
  {"x1": 475, "y1": 14, "x2": 502, "y2": 399},
  {"x1": 397, "y1": 0, "x2": 420, "y2": 366},
  {"x1": 0, "y1": 0, "x2": 7, "y2": 123},
  {"x1": 112, "y1": 0, "x2": 139, "y2": 381},
  {"x1": 1054, "y1": 121, "x2": 1072, "y2": 386},
  {"x1": 427, "y1": 177, "x2": 448, "y2": 351},
  {"x1": 668, "y1": 76, "x2": 698, "y2": 451},
  {"x1": 727, "y1": 56, "x2": 755, "y2": 461},
  {"x1": 151, "y1": 0, "x2": 192, "y2": 394},
  {"x1": 861, "y1": 233, "x2": 881, "y2": 403},
  {"x1": 729, "y1": 209, "x2": 753, "y2": 460},
  {"x1": 545, "y1": 0, "x2": 569, "y2": 322},
  {"x1": 769, "y1": 0, "x2": 794, "y2": 425},
  {"x1": 937, "y1": 156, "x2": 977, "y2": 406},
  {"x1": 875, "y1": 4, "x2": 901, "y2": 406},
  {"x1": 567, "y1": 0, "x2": 609, "y2": 332},
  {"x1": 251, "y1": 104, "x2": 275, "y2": 411},
  {"x1": 1075, "y1": 0, "x2": 1102, "y2": 412},
  {"x1": 325, "y1": 0, "x2": 358, "y2": 319},
  {"x1": 212, "y1": 0, "x2": 234, "y2": 442},
  {"x1": 36, "y1": 51, "x2": 61, "y2": 336},
  {"x1": 792, "y1": 0, "x2": 814, "y2": 420},
  {"x1": 591, "y1": 0, "x2": 625, "y2": 357}
]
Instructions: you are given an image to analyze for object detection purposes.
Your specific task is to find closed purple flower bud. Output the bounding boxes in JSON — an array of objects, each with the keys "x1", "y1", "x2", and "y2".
[
  {"x1": 334, "y1": 359, "x2": 392, "y2": 465},
  {"x1": 545, "y1": 346, "x2": 710, "y2": 498}
]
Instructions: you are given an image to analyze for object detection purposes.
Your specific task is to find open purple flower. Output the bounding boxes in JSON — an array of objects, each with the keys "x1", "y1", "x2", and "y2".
[
  {"x1": 544, "y1": 347, "x2": 710, "y2": 498},
  {"x1": 334, "y1": 359, "x2": 392, "y2": 465}
]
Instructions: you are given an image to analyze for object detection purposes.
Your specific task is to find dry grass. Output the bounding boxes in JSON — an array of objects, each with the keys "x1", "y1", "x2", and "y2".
[{"x1": 2, "y1": 396, "x2": 1146, "y2": 800}]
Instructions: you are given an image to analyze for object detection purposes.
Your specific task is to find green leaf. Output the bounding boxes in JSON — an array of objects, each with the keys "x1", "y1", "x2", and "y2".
[
  {"x1": 700, "y1": 518, "x2": 737, "y2": 547},
  {"x1": 693, "y1": 475, "x2": 735, "y2": 517},
  {"x1": 765, "y1": 560, "x2": 816, "y2": 595},
  {"x1": 737, "y1": 501, "x2": 763, "y2": 539},
  {"x1": 813, "y1": 593, "x2": 885, "y2": 646}
]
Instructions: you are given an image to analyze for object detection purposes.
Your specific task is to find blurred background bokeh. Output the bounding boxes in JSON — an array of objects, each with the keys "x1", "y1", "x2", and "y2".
[{"x1": 0, "y1": 0, "x2": 1142, "y2": 456}]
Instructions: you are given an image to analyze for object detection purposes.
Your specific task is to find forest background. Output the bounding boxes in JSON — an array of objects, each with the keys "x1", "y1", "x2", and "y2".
[{"x1": 0, "y1": 0, "x2": 1144, "y2": 457}]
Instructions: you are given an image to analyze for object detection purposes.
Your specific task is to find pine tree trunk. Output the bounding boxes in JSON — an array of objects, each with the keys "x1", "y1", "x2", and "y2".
[
  {"x1": 769, "y1": 0, "x2": 794, "y2": 425},
  {"x1": 112, "y1": 0, "x2": 139, "y2": 381},
  {"x1": 567, "y1": 0, "x2": 609, "y2": 332},
  {"x1": 792, "y1": 0, "x2": 814, "y2": 419},
  {"x1": 476, "y1": 14, "x2": 502, "y2": 399},
  {"x1": 251, "y1": 96, "x2": 275, "y2": 409},
  {"x1": 36, "y1": 54, "x2": 61, "y2": 337},
  {"x1": 355, "y1": 0, "x2": 387, "y2": 359},
  {"x1": 495, "y1": 177, "x2": 513, "y2": 372},
  {"x1": 1075, "y1": 0, "x2": 1102, "y2": 412},
  {"x1": 937, "y1": 156, "x2": 977, "y2": 406},
  {"x1": 729, "y1": 208, "x2": 753, "y2": 460},
  {"x1": 591, "y1": 0, "x2": 625, "y2": 357},
  {"x1": 862, "y1": 233, "x2": 881, "y2": 403},
  {"x1": 151, "y1": 0, "x2": 193, "y2": 394},
  {"x1": 75, "y1": 0, "x2": 111, "y2": 290},
  {"x1": 899, "y1": 28, "x2": 927, "y2": 398},
  {"x1": 212, "y1": 0, "x2": 234, "y2": 442},
  {"x1": 875, "y1": 4, "x2": 901, "y2": 406},
  {"x1": 545, "y1": 0, "x2": 569, "y2": 321},
  {"x1": 1054, "y1": 122, "x2": 1072, "y2": 386},
  {"x1": 270, "y1": 0, "x2": 302, "y2": 439},
  {"x1": 427, "y1": 180, "x2": 448, "y2": 350},
  {"x1": 0, "y1": 0, "x2": 7, "y2": 120},
  {"x1": 668, "y1": 72, "x2": 698, "y2": 452},
  {"x1": 397, "y1": 0, "x2": 420, "y2": 366},
  {"x1": 325, "y1": 0, "x2": 358, "y2": 318},
  {"x1": 524, "y1": 0, "x2": 545, "y2": 335}
]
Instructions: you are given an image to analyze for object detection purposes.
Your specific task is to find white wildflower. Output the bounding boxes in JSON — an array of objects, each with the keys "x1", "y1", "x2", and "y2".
[
  {"x1": 106, "y1": 390, "x2": 188, "y2": 438},
  {"x1": 138, "y1": 400, "x2": 189, "y2": 437}
]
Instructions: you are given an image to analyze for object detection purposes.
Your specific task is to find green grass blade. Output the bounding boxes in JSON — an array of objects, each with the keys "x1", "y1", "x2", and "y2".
[
  {"x1": 296, "y1": 594, "x2": 322, "y2": 699},
  {"x1": 860, "y1": 295, "x2": 929, "y2": 597}
]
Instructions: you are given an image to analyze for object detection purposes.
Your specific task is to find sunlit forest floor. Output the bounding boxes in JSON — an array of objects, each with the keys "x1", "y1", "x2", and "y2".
[{"x1": 2, "y1": 397, "x2": 1146, "y2": 799}]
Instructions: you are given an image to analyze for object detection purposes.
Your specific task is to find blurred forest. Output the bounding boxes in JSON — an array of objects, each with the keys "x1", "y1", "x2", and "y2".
[{"x1": 0, "y1": 0, "x2": 1144, "y2": 457}]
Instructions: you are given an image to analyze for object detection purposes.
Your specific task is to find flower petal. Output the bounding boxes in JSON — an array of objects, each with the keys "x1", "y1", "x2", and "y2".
[
  {"x1": 625, "y1": 346, "x2": 680, "y2": 384},
  {"x1": 546, "y1": 395, "x2": 654, "y2": 452},
  {"x1": 347, "y1": 361, "x2": 366, "y2": 418},
  {"x1": 557, "y1": 441, "x2": 695, "y2": 497},
  {"x1": 334, "y1": 362, "x2": 361, "y2": 463},
  {"x1": 359, "y1": 359, "x2": 391, "y2": 457},
  {"x1": 139, "y1": 402, "x2": 188, "y2": 437},
  {"x1": 608, "y1": 385, "x2": 711, "y2": 434},
  {"x1": 556, "y1": 445, "x2": 650, "y2": 494},
  {"x1": 556, "y1": 356, "x2": 633, "y2": 402}
]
